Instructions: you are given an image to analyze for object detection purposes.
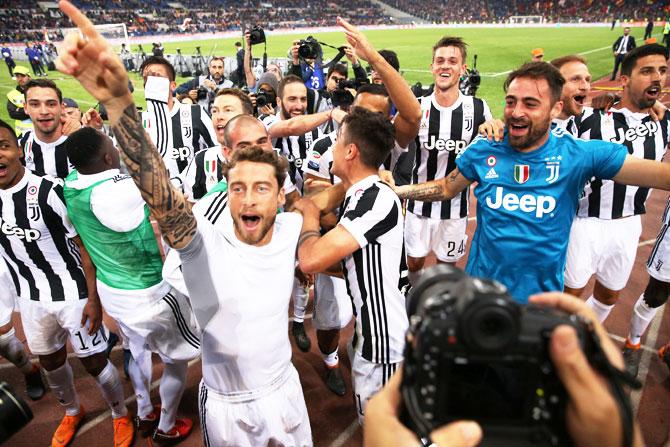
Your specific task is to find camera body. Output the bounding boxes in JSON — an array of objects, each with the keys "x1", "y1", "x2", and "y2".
[
  {"x1": 249, "y1": 26, "x2": 266, "y2": 46},
  {"x1": 0, "y1": 382, "x2": 33, "y2": 443},
  {"x1": 331, "y1": 79, "x2": 358, "y2": 108},
  {"x1": 256, "y1": 89, "x2": 277, "y2": 108},
  {"x1": 298, "y1": 37, "x2": 320, "y2": 60},
  {"x1": 196, "y1": 86, "x2": 209, "y2": 101},
  {"x1": 402, "y1": 265, "x2": 594, "y2": 446}
]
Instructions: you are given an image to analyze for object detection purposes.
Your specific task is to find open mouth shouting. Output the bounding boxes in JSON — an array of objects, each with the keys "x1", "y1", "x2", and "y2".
[
  {"x1": 0, "y1": 163, "x2": 7, "y2": 178},
  {"x1": 509, "y1": 119, "x2": 530, "y2": 136},
  {"x1": 645, "y1": 84, "x2": 661, "y2": 102},
  {"x1": 240, "y1": 212, "x2": 261, "y2": 231}
]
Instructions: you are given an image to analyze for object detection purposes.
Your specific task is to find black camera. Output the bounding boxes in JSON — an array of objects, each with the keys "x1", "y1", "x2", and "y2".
[
  {"x1": 459, "y1": 54, "x2": 481, "y2": 97},
  {"x1": 411, "y1": 81, "x2": 434, "y2": 98},
  {"x1": 196, "y1": 86, "x2": 208, "y2": 101},
  {"x1": 331, "y1": 79, "x2": 357, "y2": 108},
  {"x1": 0, "y1": 382, "x2": 33, "y2": 443},
  {"x1": 401, "y1": 265, "x2": 594, "y2": 447},
  {"x1": 249, "y1": 26, "x2": 266, "y2": 46},
  {"x1": 298, "y1": 37, "x2": 321, "y2": 60},
  {"x1": 256, "y1": 88, "x2": 277, "y2": 108}
]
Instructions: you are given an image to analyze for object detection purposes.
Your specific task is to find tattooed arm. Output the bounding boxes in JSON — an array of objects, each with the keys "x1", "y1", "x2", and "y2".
[
  {"x1": 55, "y1": 0, "x2": 196, "y2": 249},
  {"x1": 394, "y1": 167, "x2": 472, "y2": 201}
]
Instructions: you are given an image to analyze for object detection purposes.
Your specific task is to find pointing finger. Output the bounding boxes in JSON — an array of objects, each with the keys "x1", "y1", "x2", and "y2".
[{"x1": 59, "y1": 0, "x2": 99, "y2": 40}]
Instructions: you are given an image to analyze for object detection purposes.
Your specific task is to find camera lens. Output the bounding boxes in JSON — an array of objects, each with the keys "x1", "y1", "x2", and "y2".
[
  {"x1": 0, "y1": 382, "x2": 33, "y2": 443},
  {"x1": 462, "y1": 304, "x2": 518, "y2": 352}
]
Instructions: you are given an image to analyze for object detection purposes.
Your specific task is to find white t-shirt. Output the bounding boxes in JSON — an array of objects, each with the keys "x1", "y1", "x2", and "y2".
[{"x1": 177, "y1": 208, "x2": 302, "y2": 393}]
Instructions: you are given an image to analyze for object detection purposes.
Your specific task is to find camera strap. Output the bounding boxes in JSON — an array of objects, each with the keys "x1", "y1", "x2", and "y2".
[
  {"x1": 586, "y1": 323, "x2": 641, "y2": 447},
  {"x1": 318, "y1": 43, "x2": 347, "y2": 70}
]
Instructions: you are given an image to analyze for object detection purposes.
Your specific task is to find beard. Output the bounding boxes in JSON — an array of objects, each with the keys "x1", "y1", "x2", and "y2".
[
  {"x1": 507, "y1": 116, "x2": 551, "y2": 151},
  {"x1": 232, "y1": 213, "x2": 276, "y2": 246}
]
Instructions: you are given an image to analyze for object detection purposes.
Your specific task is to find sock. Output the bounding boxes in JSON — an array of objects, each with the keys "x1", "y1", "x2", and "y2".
[
  {"x1": 43, "y1": 362, "x2": 81, "y2": 416},
  {"x1": 157, "y1": 361, "x2": 189, "y2": 433},
  {"x1": 408, "y1": 269, "x2": 423, "y2": 287},
  {"x1": 585, "y1": 295, "x2": 615, "y2": 323},
  {"x1": 127, "y1": 356, "x2": 153, "y2": 419},
  {"x1": 0, "y1": 328, "x2": 34, "y2": 374},
  {"x1": 628, "y1": 295, "x2": 661, "y2": 345},
  {"x1": 321, "y1": 349, "x2": 339, "y2": 368},
  {"x1": 293, "y1": 282, "x2": 309, "y2": 323},
  {"x1": 94, "y1": 360, "x2": 127, "y2": 418}
]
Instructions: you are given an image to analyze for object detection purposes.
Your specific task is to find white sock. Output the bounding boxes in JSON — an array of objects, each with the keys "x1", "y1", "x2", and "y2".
[
  {"x1": 628, "y1": 295, "x2": 661, "y2": 345},
  {"x1": 0, "y1": 328, "x2": 33, "y2": 374},
  {"x1": 293, "y1": 281, "x2": 309, "y2": 323},
  {"x1": 157, "y1": 361, "x2": 189, "y2": 433},
  {"x1": 94, "y1": 360, "x2": 127, "y2": 418},
  {"x1": 408, "y1": 269, "x2": 423, "y2": 287},
  {"x1": 585, "y1": 295, "x2": 615, "y2": 323},
  {"x1": 43, "y1": 362, "x2": 81, "y2": 416},
  {"x1": 321, "y1": 349, "x2": 339, "y2": 368},
  {"x1": 127, "y1": 356, "x2": 153, "y2": 419}
]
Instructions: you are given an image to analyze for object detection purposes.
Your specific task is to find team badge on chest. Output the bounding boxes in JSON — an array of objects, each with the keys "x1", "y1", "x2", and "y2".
[{"x1": 513, "y1": 165, "x2": 530, "y2": 184}]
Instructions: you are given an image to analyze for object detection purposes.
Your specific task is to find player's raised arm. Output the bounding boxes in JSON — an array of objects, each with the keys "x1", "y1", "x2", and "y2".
[
  {"x1": 394, "y1": 167, "x2": 472, "y2": 201},
  {"x1": 56, "y1": 0, "x2": 196, "y2": 249},
  {"x1": 613, "y1": 155, "x2": 670, "y2": 191}
]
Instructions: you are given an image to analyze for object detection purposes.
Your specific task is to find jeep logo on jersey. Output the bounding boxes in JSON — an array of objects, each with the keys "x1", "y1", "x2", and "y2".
[
  {"x1": 485, "y1": 187, "x2": 556, "y2": 218},
  {"x1": 422, "y1": 135, "x2": 467, "y2": 153},
  {"x1": 170, "y1": 146, "x2": 193, "y2": 161},
  {"x1": 0, "y1": 218, "x2": 41, "y2": 242},
  {"x1": 610, "y1": 121, "x2": 659, "y2": 144},
  {"x1": 285, "y1": 153, "x2": 303, "y2": 169}
]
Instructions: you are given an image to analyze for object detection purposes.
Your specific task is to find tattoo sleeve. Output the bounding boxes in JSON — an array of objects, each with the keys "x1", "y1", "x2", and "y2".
[
  {"x1": 111, "y1": 104, "x2": 197, "y2": 249},
  {"x1": 396, "y1": 182, "x2": 447, "y2": 201}
]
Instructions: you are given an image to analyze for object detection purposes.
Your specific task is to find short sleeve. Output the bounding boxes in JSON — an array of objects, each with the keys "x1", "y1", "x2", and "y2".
[
  {"x1": 455, "y1": 136, "x2": 487, "y2": 182},
  {"x1": 90, "y1": 178, "x2": 147, "y2": 232},
  {"x1": 261, "y1": 114, "x2": 280, "y2": 130},
  {"x1": 588, "y1": 140, "x2": 627, "y2": 179},
  {"x1": 339, "y1": 187, "x2": 399, "y2": 249}
]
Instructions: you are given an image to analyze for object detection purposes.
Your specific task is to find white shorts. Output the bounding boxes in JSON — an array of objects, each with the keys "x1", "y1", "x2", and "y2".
[
  {"x1": 405, "y1": 213, "x2": 468, "y2": 262},
  {"x1": 564, "y1": 216, "x2": 642, "y2": 291},
  {"x1": 198, "y1": 364, "x2": 312, "y2": 447},
  {"x1": 313, "y1": 274, "x2": 353, "y2": 331},
  {"x1": 646, "y1": 222, "x2": 670, "y2": 282},
  {"x1": 17, "y1": 297, "x2": 109, "y2": 357},
  {"x1": 98, "y1": 281, "x2": 200, "y2": 365},
  {"x1": 349, "y1": 346, "x2": 400, "y2": 425},
  {"x1": 0, "y1": 263, "x2": 16, "y2": 326}
]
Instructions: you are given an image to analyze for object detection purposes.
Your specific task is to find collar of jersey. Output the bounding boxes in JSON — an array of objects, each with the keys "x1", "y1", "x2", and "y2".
[
  {"x1": 0, "y1": 166, "x2": 29, "y2": 195},
  {"x1": 345, "y1": 174, "x2": 380, "y2": 198},
  {"x1": 32, "y1": 133, "x2": 68, "y2": 148},
  {"x1": 430, "y1": 90, "x2": 463, "y2": 112},
  {"x1": 68, "y1": 169, "x2": 121, "y2": 189}
]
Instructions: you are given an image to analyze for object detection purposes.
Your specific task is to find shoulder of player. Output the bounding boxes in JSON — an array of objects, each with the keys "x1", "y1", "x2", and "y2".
[
  {"x1": 193, "y1": 188, "x2": 228, "y2": 222},
  {"x1": 310, "y1": 132, "x2": 334, "y2": 154}
]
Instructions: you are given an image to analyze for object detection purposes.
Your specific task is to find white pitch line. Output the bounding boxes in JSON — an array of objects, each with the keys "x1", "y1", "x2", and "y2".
[
  {"x1": 328, "y1": 419, "x2": 360, "y2": 447},
  {"x1": 629, "y1": 305, "x2": 664, "y2": 414}
]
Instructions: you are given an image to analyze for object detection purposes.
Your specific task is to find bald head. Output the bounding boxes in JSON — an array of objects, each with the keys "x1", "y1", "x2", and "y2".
[{"x1": 222, "y1": 115, "x2": 272, "y2": 159}]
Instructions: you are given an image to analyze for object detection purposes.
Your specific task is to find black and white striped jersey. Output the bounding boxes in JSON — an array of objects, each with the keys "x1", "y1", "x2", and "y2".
[
  {"x1": 20, "y1": 132, "x2": 71, "y2": 179},
  {"x1": 0, "y1": 170, "x2": 87, "y2": 302},
  {"x1": 408, "y1": 92, "x2": 492, "y2": 219},
  {"x1": 551, "y1": 107, "x2": 589, "y2": 136},
  {"x1": 339, "y1": 175, "x2": 408, "y2": 364},
  {"x1": 181, "y1": 146, "x2": 224, "y2": 202},
  {"x1": 143, "y1": 101, "x2": 217, "y2": 179},
  {"x1": 262, "y1": 114, "x2": 322, "y2": 193},
  {"x1": 577, "y1": 107, "x2": 670, "y2": 219},
  {"x1": 302, "y1": 130, "x2": 339, "y2": 185}
]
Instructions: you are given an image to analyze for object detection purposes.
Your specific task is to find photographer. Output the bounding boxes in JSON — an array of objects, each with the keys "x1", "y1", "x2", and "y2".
[
  {"x1": 289, "y1": 37, "x2": 325, "y2": 90},
  {"x1": 175, "y1": 57, "x2": 233, "y2": 111},
  {"x1": 364, "y1": 292, "x2": 643, "y2": 447}
]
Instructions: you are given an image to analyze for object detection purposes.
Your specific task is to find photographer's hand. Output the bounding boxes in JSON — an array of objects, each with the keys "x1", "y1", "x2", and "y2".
[
  {"x1": 529, "y1": 292, "x2": 644, "y2": 447},
  {"x1": 365, "y1": 369, "x2": 482, "y2": 447}
]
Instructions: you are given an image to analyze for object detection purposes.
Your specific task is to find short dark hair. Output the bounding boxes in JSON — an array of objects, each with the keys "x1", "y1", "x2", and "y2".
[
  {"x1": 215, "y1": 88, "x2": 254, "y2": 115},
  {"x1": 139, "y1": 56, "x2": 176, "y2": 82},
  {"x1": 550, "y1": 54, "x2": 587, "y2": 70},
  {"x1": 0, "y1": 119, "x2": 18, "y2": 146},
  {"x1": 277, "y1": 74, "x2": 305, "y2": 99},
  {"x1": 355, "y1": 83, "x2": 392, "y2": 113},
  {"x1": 340, "y1": 106, "x2": 395, "y2": 168},
  {"x1": 433, "y1": 36, "x2": 468, "y2": 63},
  {"x1": 209, "y1": 56, "x2": 225, "y2": 66},
  {"x1": 504, "y1": 62, "x2": 565, "y2": 105},
  {"x1": 221, "y1": 145, "x2": 288, "y2": 188},
  {"x1": 621, "y1": 43, "x2": 669, "y2": 77},
  {"x1": 378, "y1": 50, "x2": 400, "y2": 71},
  {"x1": 327, "y1": 63, "x2": 348, "y2": 80},
  {"x1": 222, "y1": 114, "x2": 264, "y2": 147},
  {"x1": 65, "y1": 127, "x2": 106, "y2": 171},
  {"x1": 23, "y1": 78, "x2": 62, "y2": 102}
]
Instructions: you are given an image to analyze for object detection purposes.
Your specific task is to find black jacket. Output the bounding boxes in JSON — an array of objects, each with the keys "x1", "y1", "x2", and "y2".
[{"x1": 612, "y1": 35, "x2": 636, "y2": 54}]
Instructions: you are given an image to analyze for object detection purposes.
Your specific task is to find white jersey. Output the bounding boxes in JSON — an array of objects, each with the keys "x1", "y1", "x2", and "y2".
[
  {"x1": 339, "y1": 175, "x2": 408, "y2": 364},
  {"x1": 20, "y1": 132, "x2": 72, "y2": 179},
  {"x1": 577, "y1": 106, "x2": 670, "y2": 219},
  {"x1": 408, "y1": 92, "x2": 492, "y2": 220},
  {"x1": 177, "y1": 208, "x2": 302, "y2": 393},
  {"x1": 551, "y1": 106, "x2": 590, "y2": 137},
  {"x1": 0, "y1": 169, "x2": 87, "y2": 302},
  {"x1": 181, "y1": 146, "x2": 224, "y2": 202},
  {"x1": 303, "y1": 130, "x2": 340, "y2": 185}
]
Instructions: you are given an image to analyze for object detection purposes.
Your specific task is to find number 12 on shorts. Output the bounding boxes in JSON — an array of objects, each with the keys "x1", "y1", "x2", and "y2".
[{"x1": 74, "y1": 327, "x2": 108, "y2": 351}]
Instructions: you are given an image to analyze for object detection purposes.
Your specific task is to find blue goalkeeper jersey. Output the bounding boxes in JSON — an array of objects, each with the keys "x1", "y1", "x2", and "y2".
[{"x1": 456, "y1": 128, "x2": 627, "y2": 302}]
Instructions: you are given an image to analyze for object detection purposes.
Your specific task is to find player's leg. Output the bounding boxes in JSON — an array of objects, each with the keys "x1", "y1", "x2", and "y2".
[
  {"x1": 405, "y1": 213, "x2": 433, "y2": 286},
  {"x1": 153, "y1": 361, "x2": 193, "y2": 442},
  {"x1": 314, "y1": 274, "x2": 353, "y2": 396},
  {"x1": 291, "y1": 277, "x2": 311, "y2": 352},
  {"x1": 564, "y1": 217, "x2": 598, "y2": 298},
  {"x1": 350, "y1": 347, "x2": 399, "y2": 426},
  {"x1": 433, "y1": 217, "x2": 468, "y2": 266},
  {"x1": 588, "y1": 217, "x2": 641, "y2": 322}
]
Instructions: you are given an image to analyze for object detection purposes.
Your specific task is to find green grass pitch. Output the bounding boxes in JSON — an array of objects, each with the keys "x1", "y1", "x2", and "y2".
[{"x1": 0, "y1": 25, "x2": 654, "y2": 125}]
